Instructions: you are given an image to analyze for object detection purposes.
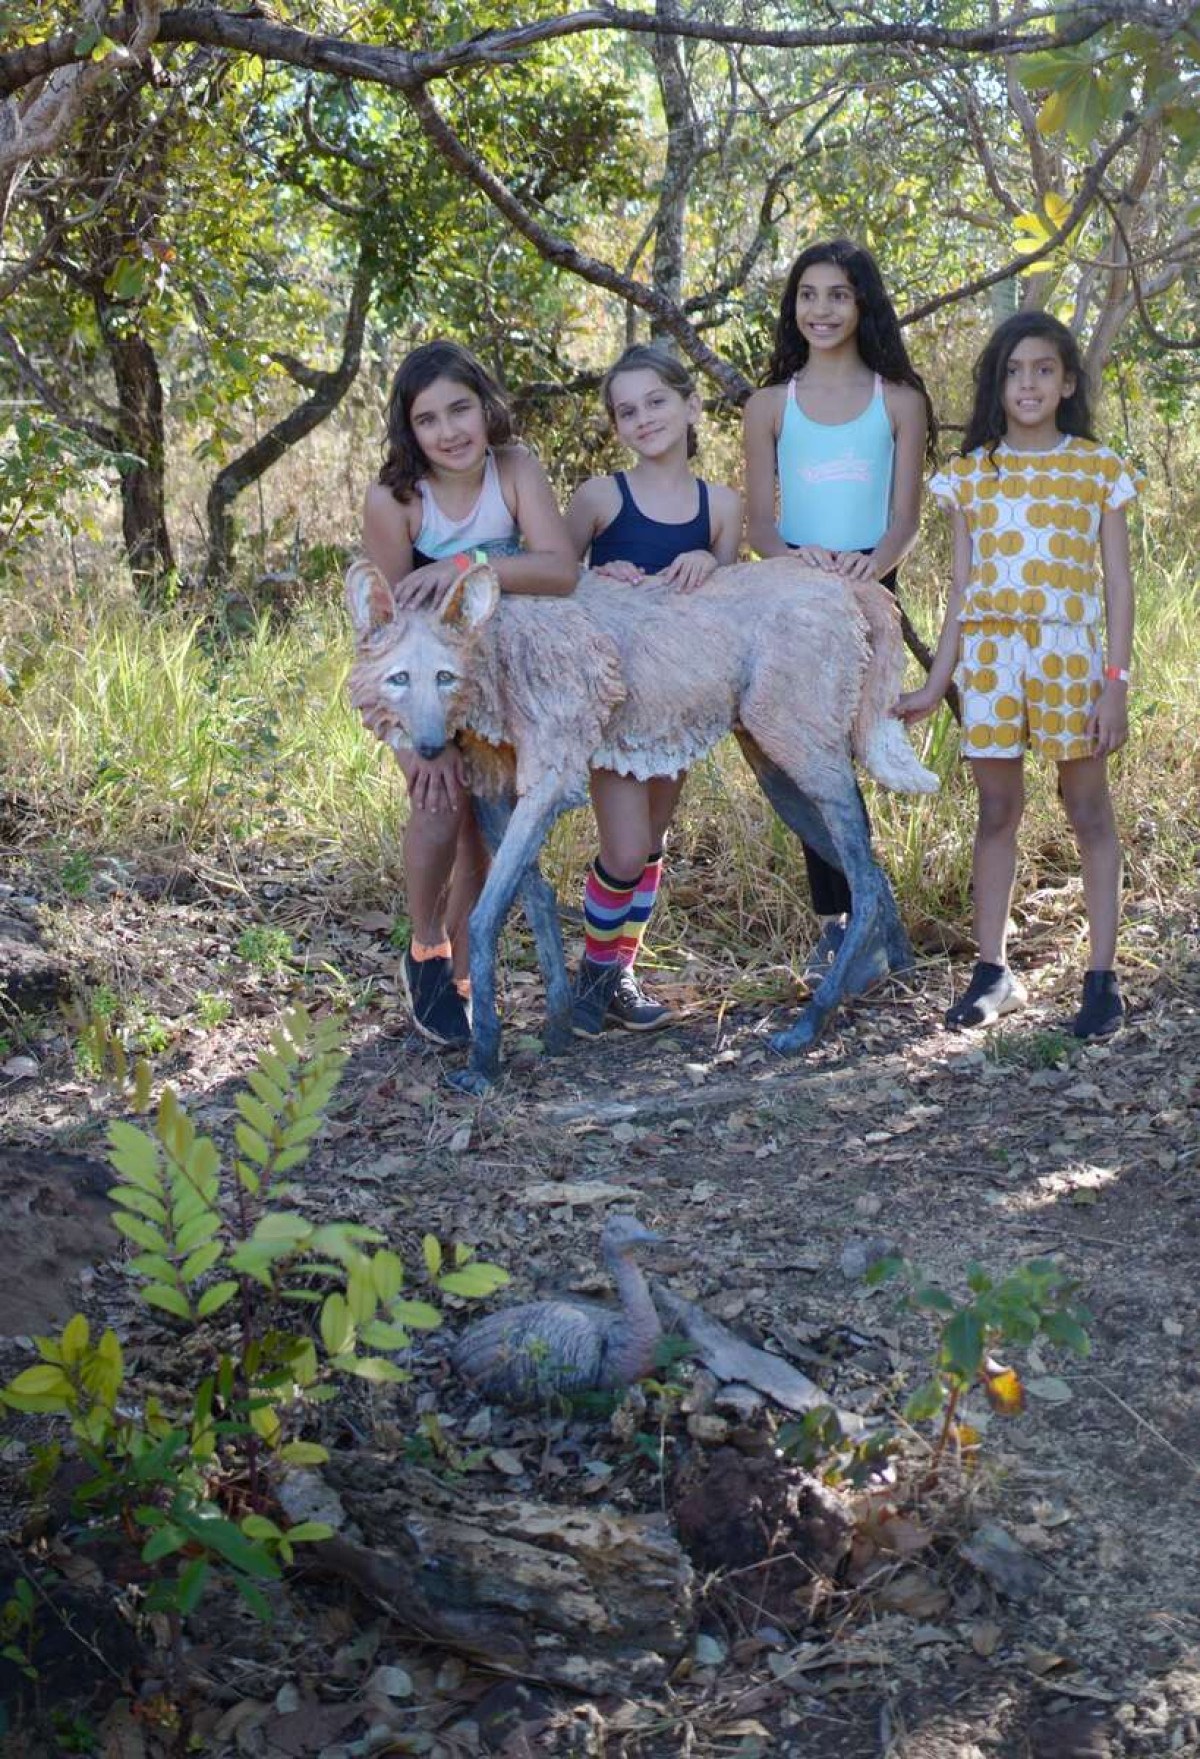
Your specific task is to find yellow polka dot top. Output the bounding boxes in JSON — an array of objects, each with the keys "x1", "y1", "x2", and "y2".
[{"x1": 930, "y1": 437, "x2": 1142, "y2": 628}]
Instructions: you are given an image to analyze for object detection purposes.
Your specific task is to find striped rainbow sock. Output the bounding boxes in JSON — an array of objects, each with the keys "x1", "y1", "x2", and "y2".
[
  {"x1": 614, "y1": 853, "x2": 663, "y2": 968},
  {"x1": 582, "y1": 859, "x2": 640, "y2": 964}
]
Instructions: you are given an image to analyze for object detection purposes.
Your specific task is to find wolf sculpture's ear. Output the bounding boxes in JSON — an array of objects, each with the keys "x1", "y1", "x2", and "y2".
[
  {"x1": 345, "y1": 558, "x2": 396, "y2": 640},
  {"x1": 439, "y1": 561, "x2": 500, "y2": 633}
]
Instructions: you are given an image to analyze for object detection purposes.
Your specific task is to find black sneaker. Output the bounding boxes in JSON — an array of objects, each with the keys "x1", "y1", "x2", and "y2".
[
  {"x1": 571, "y1": 957, "x2": 621, "y2": 1038},
  {"x1": 606, "y1": 967, "x2": 675, "y2": 1032},
  {"x1": 402, "y1": 950, "x2": 472, "y2": 1048},
  {"x1": 1071, "y1": 970, "x2": 1124, "y2": 1039},
  {"x1": 945, "y1": 960, "x2": 1027, "y2": 1029}
]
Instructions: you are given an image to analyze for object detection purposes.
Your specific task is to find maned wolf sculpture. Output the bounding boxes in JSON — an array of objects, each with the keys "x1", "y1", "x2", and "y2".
[{"x1": 347, "y1": 556, "x2": 938, "y2": 1092}]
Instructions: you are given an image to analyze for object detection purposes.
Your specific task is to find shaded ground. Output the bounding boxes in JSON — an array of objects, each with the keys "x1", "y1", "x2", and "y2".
[{"x1": 0, "y1": 848, "x2": 1197, "y2": 1757}]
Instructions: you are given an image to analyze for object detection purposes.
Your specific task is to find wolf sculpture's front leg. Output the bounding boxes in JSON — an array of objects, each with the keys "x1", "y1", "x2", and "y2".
[
  {"x1": 472, "y1": 793, "x2": 573, "y2": 1056},
  {"x1": 449, "y1": 775, "x2": 574, "y2": 1094}
]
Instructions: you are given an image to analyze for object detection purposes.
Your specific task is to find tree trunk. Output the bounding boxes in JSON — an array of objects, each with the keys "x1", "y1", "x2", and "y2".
[
  {"x1": 97, "y1": 306, "x2": 175, "y2": 603},
  {"x1": 202, "y1": 246, "x2": 375, "y2": 590}
]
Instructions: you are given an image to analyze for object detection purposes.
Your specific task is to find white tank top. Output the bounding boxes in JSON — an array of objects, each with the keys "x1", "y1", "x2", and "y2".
[{"x1": 413, "y1": 451, "x2": 521, "y2": 563}]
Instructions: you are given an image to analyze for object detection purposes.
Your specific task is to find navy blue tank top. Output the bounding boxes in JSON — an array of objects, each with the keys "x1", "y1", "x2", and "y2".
[{"x1": 588, "y1": 473, "x2": 711, "y2": 574}]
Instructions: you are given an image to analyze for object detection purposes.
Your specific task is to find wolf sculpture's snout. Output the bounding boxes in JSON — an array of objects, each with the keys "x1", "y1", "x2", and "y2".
[{"x1": 415, "y1": 738, "x2": 446, "y2": 760}]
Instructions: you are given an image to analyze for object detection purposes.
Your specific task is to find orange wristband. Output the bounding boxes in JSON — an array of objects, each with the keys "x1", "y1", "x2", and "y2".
[{"x1": 1103, "y1": 665, "x2": 1130, "y2": 684}]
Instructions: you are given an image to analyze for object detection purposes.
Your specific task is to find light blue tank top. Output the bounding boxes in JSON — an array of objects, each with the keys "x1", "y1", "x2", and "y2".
[{"x1": 776, "y1": 374, "x2": 894, "y2": 551}]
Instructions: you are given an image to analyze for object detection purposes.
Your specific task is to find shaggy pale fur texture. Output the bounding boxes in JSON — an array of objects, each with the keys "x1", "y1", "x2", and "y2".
[{"x1": 346, "y1": 557, "x2": 937, "y2": 1090}]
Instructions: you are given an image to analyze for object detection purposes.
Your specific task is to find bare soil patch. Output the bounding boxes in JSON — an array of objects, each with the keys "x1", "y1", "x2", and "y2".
[{"x1": 0, "y1": 850, "x2": 1197, "y2": 1757}]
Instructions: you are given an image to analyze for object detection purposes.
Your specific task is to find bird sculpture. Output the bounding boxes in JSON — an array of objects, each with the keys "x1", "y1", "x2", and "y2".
[{"x1": 450, "y1": 1213, "x2": 665, "y2": 1405}]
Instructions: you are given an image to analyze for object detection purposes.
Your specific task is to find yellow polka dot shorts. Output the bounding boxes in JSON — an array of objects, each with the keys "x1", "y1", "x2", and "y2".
[{"x1": 956, "y1": 618, "x2": 1101, "y2": 762}]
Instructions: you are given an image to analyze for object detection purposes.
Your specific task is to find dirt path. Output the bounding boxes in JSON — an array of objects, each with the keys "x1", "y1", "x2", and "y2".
[{"x1": 1, "y1": 859, "x2": 1197, "y2": 1756}]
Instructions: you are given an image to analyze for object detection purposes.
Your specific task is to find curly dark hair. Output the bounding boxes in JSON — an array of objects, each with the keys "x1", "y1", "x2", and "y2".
[
  {"x1": 379, "y1": 340, "x2": 514, "y2": 502},
  {"x1": 963, "y1": 311, "x2": 1095, "y2": 466},
  {"x1": 601, "y1": 342, "x2": 700, "y2": 459},
  {"x1": 764, "y1": 239, "x2": 937, "y2": 459}
]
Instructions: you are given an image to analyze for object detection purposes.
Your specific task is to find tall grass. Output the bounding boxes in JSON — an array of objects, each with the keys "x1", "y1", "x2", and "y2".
[{"x1": 2, "y1": 472, "x2": 1196, "y2": 979}]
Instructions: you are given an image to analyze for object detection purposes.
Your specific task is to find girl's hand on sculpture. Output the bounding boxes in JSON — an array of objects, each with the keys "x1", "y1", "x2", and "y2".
[
  {"x1": 392, "y1": 561, "x2": 460, "y2": 612},
  {"x1": 789, "y1": 543, "x2": 838, "y2": 571},
  {"x1": 1089, "y1": 679, "x2": 1129, "y2": 758},
  {"x1": 660, "y1": 549, "x2": 718, "y2": 593},
  {"x1": 833, "y1": 550, "x2": 880, "y2": 583},
  {"x1": 894, "y1": 682, "x2": 944, "y2": 724},
  {"x1": 406, "y1": 746, "x2": 468, "y2": 813},
  {"x1": 592, "y1": 559, "x2": 645, "y2": 585}
]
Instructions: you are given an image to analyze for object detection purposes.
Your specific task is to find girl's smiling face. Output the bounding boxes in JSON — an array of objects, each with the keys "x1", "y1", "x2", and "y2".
[
  {"x1": 794, "y1": 263, "x2": 860, "y2": 351},
  {"x1": 1002, "y1": 336, "x2": 1075, "y2": 442},
  {"x1": 408, "y1": 375, "x2": 489, "y2": 474},
  {"x1": 607, "y1": 367, "x2": 699, "y2": 458}
]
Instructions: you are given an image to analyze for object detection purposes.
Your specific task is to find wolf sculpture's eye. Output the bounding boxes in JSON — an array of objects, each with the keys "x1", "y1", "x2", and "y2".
[
  {"x1": 386, "y1": 670, "x2": 409, "y2": 687},
  {"x1": 436, "y1": 670, "x2": 457, "y2": 687}
]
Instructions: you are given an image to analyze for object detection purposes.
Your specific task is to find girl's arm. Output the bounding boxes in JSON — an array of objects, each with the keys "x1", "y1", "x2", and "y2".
[
  {"x1": 742, "y1": 390, "x2": 792, "y2": 559},
  {"x1": 1091, "y1": 504, "x2": 1135, "y2": 757},
  {"x1": 836, "y1": 382, "x2": 927, "y2": 583},
  {"x1": 494, "y1": 448, "x2": 578, "y2": 597},
  {"x1": 362, "y1": 482, "x2": 417, "y2": 585},
  {"x1": 566, "y1": 477, "x2": 641, "y2": 583},
  {"x1": 895, "y1": 503, "x2": 969, "y2": 721}
]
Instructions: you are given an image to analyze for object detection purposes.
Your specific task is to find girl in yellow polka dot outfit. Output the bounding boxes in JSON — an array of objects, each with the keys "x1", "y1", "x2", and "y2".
[{"x1": 898, "y1": 313, "x2": 1139, "y2": 1040}]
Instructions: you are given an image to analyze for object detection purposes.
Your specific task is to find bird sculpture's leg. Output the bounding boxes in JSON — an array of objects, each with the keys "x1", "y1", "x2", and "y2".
[
  {"x1": 450, "y1": 775, "x2": 573, "y2": 1094},
  {"x1": 734, "y1": 734, "x2": 911, "y2": 1054},
  {"x1": 473, "y1": 791, "x2": 573, "y2": 1056}
]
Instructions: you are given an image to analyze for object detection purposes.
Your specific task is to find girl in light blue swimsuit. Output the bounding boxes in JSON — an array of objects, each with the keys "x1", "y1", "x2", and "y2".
[{"x1": 743, "y1": 238, "x2": 936, "y2": 986}]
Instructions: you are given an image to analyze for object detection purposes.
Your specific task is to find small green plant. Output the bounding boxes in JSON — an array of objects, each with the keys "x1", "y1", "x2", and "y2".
[
  {"x1": 868, "y1": 1256, "x2": 1091, "y2": 1473},
  {"x1": 59, "y1": 850, "x2": 94, "y2": 899},
  {"x1": 985, "y1": 1027, "x2": 1072, "y2": 1069},
  {"x1": 195, "y1": 991, "x2": 233, "y2": 1028},
  {"x1": 236, "y1": 925, "x2": 294, "y2": 971},
  {"x1": 1, "y1": 1007, "x2": 509, "y2": 1635},
  {"x1": 131, "y1": 1012, "x2": 173, "y2": 1055},
  {"x1": 88, "y1": 985, "x2": 121, "y2": 1023},
  {"x1": 0, "y1": 1575, "x2": 39, "y2": 1684},
  {"x1": 387, "y1": 915, "x2": 412, "y2": 951}
]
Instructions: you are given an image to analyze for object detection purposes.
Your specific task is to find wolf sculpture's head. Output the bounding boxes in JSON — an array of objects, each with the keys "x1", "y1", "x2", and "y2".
[{"x1": 345, "y1": 558, "x2": 498, "y2": 760}]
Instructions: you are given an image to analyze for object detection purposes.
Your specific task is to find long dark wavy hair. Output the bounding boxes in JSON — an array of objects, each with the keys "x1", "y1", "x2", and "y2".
[
  {"x1": 764, "y1": 238, "x2": 937, "y2": 458},
  {"x1": 601, "y1": 342, "x2": 700, "y2": 459},
  {"x1": 379, "y1": 340, "x2": 514, "y2": 502},
  {"x1": 963, "y1": 311, "x2": 1094, "y2": 466}
]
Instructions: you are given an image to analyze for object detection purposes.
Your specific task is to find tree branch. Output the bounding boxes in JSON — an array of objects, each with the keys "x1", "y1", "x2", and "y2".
[{"x1": 0, "y1": 322, "x2": 121, "y2": 450}]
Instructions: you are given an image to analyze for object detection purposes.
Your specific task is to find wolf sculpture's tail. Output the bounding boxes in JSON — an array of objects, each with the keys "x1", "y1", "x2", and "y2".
[{"x1": 849, "y1": 580, "x2": 940, "y2": 796}]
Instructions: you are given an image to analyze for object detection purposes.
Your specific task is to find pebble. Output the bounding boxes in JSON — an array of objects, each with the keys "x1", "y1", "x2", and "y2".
[{"x1": 2, "y1": 1056, "x2": 38, "y2": 1081}]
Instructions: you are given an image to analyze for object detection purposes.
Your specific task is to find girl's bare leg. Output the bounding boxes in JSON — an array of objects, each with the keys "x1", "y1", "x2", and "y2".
[
  {"x1": 968, "y1": 758, "x2": 1026, "y2": 964},
  {"x1": 1058, "y1": 756, "x2": 1121, "y2": 970},
  {"x1": 446, "y1": 811, "x2": 489, "y2": 983},
  {"x1": 647, "y1": 773, "x2": 686, "y2": 852},
  {"x1": 589, "y1": 769, "x2": 655, "y2": 878}
]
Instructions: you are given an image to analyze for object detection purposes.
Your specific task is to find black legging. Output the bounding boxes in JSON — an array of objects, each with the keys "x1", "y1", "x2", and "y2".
[{"x1": 801, "y1": 559, "x2": 899, "y2": 918}]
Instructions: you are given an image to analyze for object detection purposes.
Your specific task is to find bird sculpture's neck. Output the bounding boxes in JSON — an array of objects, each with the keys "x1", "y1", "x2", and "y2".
[{"x1": 604, "y1": 1237, "x2": 662, "y2": 1384}]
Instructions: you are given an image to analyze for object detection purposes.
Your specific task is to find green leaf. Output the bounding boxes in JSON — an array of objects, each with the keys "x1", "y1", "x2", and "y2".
[
  {"x1": 344, "y1": 1355, "x2": 409, "y2": 1384},
  {"x1": 247, "y1": 1070, "x2": 285, "y2": 1110},
  {"x1": 389, "y1": 1299, "x2": 442, "y2": 1330},
  {"x1": 142, "y1": 1523, "x2": 188, "y2": 1563},
  {"x1": 254, "y1": 1212, "x2": 312, "y2": 1245},
  {"x1": 175, "y1": 1212, "x2": 221, "y2": 1255},
  {"x1": 111, "y1": 1185, "x2": 168, "y2": 1225},
  {"x1": 60, "y1": 1314, "x2": 90, "y2": 1365},
  {"x1": 942, "y1": 1308, "x2": 986, "y2": 1380},
  {"x1": 235, "y1": 1123, "x2": 271, "y2": 1166},
  {"x1": 346, "y1": 1257, "x2": 377, "y2": 1326},
  {"x1": 422, "y1": 1234, "x2": 443, "y2": 1278},
  {"x1": 4, "y1": 1364, "x2": 73, "y2": 1401},
  {"x1": 371, "y1": 1250, "x2": 405, "y2": 1303},
  {"x1": 236, "y1": 1093, "x2": 278, "y2": 1140},
  {"x1": 1041, "y1": 1311, "x2": 1091, "y2": 1356},
  {"x1": 107, "y1": 1122, "x2": 163, "y2": 1193},
  {"x1": 196, "y1": 1280, "x2": 239, "y2": 1319},
  {"x1": 181, "y1": 1241, "x2": 224, "y2": 1283},
  {"x1": 283, "y1": 1521, "x2": 332, "y2": 1544},
  {"x1": 278, "y1": 1441, "x2": 329, "y2": 1466},
  {"x1": 320, "y1": 1293, "x2": 354, "y2": 1357},
  {"x1": 359, "y1": 1320, "x2": 412, "y2": 1350},
  {"x1": 129, "y1": 1252, "x2": 177, "y2": 1283},
  {"x1": 438, "y1": 1263, "x2": 510, "y2": 1299},
  {"x1": 113, "y1": 1212, "x2": 169, "y2": 1254},
  {"x1": 903, "y1": 1378, "x2": 945, "y2": 1423},
  {"x1": 241, "y1": 1514, "x2": 282, "y2": 1540},
  {"x1": 232, "y1": 1574, "x2": 271, "y2": 1621},
  {"x1": 144, "y1": 1284, "x2": 193, "y2": 1321},
  {"x1": 176, "y1": 1557, "x2": 209, "y2": 1616}
]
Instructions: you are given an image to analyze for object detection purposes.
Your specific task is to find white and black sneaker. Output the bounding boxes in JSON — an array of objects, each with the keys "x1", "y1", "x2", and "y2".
[
  {"x1": 606, "y1": 968, "x2": 675, "y2": 1032},
  {"x1": 945, "y1": 960, "x2": 1027, "y2": 1030},
  {"x1": 402, "y1": 950, "x2": 472, "y2": 1047}
]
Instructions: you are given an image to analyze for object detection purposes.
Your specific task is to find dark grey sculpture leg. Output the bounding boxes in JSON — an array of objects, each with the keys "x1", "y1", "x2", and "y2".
[
  {"x1": 473, "y1": 792, "x2": 572, "y2": 1055},
  {"x1": 734, "y1": 733, "x2": 912, "y2": 1054},
  {"x1": 449, "y1": 777, "x2": 572, "y2": 1094}
]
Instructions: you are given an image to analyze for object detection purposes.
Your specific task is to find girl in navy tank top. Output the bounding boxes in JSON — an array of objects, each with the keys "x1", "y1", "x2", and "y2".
[
  {"x1": 742, "y1": 239, "x2": 935, "y2": 987},
  {"x1": 564, "y1": 345, "x2": 742, "y2": 1035}
]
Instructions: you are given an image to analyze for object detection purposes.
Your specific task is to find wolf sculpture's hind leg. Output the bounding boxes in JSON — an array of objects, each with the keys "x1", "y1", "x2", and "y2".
[
  {"x1": 734, "y1": 732, "x2": 912, "y2": 1053},
  {"x1": 452, "y1": 776, "x2": 574, "y2": 1094},
  {"x1": 473, "y1": 792, "x2": 572, "y2": 1056}
]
